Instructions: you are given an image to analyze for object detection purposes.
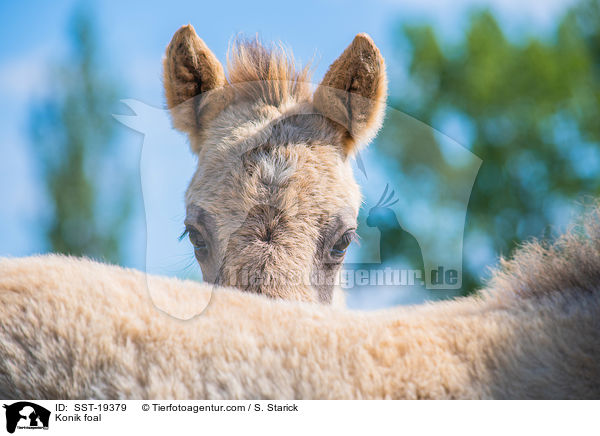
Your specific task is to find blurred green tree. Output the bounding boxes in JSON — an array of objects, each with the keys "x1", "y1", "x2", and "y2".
[
  {"x1": 371, "y1": 0, "x2": 600, "y2": 295},
  {"x1": 29, "y1": 8, "x2": 131, "y2": 263}
]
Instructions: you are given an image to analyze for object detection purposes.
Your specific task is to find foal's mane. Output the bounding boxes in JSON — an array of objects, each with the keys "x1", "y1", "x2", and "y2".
[
  {"x1": 488, "y1": 204, "x2": 600, "y2": 300},
  {"x1": 226, "y1": 38, "x2": 313, "y2": 105}
]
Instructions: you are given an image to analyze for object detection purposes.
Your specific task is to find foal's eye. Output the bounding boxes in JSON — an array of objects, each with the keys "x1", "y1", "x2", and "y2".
[
  {"x1": 189, "y1": 230, "x2": 207, "y2": 251},
  {"x1": 182, "y1": 228, "x2": 207, "y2": 251},
  {"x1": 330, "y1": 230, "x2": 355, "y2": 259}
]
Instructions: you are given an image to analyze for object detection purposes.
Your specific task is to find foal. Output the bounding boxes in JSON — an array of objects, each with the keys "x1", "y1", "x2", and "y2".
[{"x1": 163, "y1": 25, "x2": 387, "y2": 303}]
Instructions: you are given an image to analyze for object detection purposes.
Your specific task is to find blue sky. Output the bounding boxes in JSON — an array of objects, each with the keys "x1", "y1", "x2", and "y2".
[{"x1": 0, "y1": 0, "x2": 577, "y2": 307}]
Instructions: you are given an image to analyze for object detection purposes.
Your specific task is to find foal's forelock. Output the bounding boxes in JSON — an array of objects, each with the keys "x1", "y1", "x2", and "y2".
[{"x1": 226, "y1": 39, "x2": 313, "y2": 106}]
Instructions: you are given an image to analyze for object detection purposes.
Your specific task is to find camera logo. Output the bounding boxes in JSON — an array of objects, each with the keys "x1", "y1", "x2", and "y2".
[{"x1": 3, "y1": 402, "x2": 50, "y2": 433}]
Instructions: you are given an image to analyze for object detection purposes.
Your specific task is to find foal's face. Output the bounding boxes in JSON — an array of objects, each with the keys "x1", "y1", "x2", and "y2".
[
  {"x1": 164, "y1": 26, "x2": 387, "y2": 303},
  {"x1": 184, "y1": 103, "x2": 362, "y2": 302}
]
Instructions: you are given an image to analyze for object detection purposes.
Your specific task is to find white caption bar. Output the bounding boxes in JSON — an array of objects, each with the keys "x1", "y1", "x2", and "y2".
[{"x1": 0, "y1": 400, "x2": 596, "y2": 436}]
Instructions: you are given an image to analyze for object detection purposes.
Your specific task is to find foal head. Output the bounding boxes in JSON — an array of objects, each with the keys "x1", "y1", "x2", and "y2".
[{"x1": 163, "y1": 25, "x2": 387, "y2": 303}]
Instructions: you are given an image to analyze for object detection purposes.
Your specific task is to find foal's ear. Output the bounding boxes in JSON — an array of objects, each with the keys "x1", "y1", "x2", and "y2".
[
  {"x1": 314, "y1": 34, "x2": 387, "y2": 156},
  {"x1": 163, "y1": 25, "x2": 227, "y2": 146}
]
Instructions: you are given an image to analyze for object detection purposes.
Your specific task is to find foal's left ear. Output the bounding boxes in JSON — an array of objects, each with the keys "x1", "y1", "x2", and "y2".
[{"x1": 313, "y1": 34, "x2": 387, "y2": 156}]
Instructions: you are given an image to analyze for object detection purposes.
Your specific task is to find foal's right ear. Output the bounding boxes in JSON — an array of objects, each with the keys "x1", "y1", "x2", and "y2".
[{"x1": 163, "y1": 25, "x2": 227, "y2": 147}]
